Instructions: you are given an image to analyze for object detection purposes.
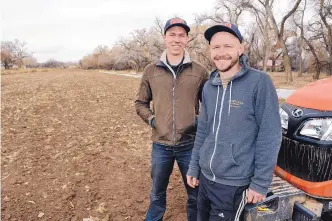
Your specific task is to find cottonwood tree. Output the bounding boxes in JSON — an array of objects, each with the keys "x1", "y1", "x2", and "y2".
[
  {"x1": 1, "y1": 39, "x2": 32, "y2": 69},
  {"x1": 258, "y1": 0, "x2": 303, "y2": 82},
  {"x1": 318, "y1": 0, "x2": 332, "y2": 75},
  {"x1": 293, "y1": 0, "x2": 307, "y2": 77}
]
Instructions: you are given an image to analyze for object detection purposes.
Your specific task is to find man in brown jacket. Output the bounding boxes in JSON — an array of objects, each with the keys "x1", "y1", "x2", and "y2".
[{"x1": 135, "y1": 17, "x2": 209, "y2": 221}]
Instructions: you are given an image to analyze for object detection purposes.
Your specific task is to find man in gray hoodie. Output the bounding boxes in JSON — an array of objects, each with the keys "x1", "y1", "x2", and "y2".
[{"x1": 186, "y1": 23, "x2": 282, "y2": 221}]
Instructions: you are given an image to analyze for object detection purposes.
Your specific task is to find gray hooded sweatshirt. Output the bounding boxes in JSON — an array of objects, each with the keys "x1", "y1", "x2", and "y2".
[{"x1": 187, "y1": 55, "x2": 282, "y2": 195}]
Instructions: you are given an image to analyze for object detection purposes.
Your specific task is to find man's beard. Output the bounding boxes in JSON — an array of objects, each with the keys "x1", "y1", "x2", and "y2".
[{"x1": 214, "y1": 55, "x2": 239, "y2": 72}]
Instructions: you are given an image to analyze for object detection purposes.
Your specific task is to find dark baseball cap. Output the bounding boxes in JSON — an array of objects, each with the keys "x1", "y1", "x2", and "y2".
[
  {"x1": 164, "y1": 17, "x2": 190, "y2": 34},
  {"x1": 204, "y1": 23, "x2": 243, "y2": 44}
]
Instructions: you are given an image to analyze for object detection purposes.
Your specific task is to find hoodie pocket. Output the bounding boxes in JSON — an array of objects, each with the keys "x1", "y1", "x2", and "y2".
[
  {"x1": 212, "y1": 141, "x2": 245, "y2": 178},
  {"x1": 198, "y1": 136, "x2": 215, "y2": 174}
]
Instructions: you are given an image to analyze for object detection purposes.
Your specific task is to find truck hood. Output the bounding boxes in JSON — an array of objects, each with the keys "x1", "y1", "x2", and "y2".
[{"x1": 286, "y1": 77, "x2": 332, "y2": 111}]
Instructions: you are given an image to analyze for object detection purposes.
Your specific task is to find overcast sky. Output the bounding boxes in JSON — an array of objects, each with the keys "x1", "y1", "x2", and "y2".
[{"x1": 2, "y1": 0, "x2": 216, "y2": 62}]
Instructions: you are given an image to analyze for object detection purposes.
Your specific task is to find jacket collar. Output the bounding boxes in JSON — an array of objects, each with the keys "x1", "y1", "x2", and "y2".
[{"x1": 156, "y1": 49, "x2": 191, "y2": 67}]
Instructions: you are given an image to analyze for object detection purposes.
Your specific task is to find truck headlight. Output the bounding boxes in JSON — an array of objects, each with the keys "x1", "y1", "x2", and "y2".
[
  {"x1": 299, "y1": 118, "x2": 332, "y2": 141},
  {"x1": 279, "y1": 108, "x2": 289, "y2": 130}
]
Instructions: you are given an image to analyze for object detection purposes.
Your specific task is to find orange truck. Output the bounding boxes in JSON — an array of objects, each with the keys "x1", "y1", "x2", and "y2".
[{"x1": 243, "y1": 77, "x2": 332, "y2": 221}]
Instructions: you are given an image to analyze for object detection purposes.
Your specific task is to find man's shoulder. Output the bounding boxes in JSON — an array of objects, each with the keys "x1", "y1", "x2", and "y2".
[
  {"x1": 191, "y1": 60, "x2": 208, "y2": 71},
  {"x1": 144, "y1": 62, "x2": 158, "y2": 72},
  {"x1": 142, "y1": 62, "x2": 159, "y2": 78},
  {"x1": 245, "y1": 68, "x2": 272, "y2": 82},
  {"x1": 247, "y1": 67, "x2": 268, "y2": 76},
  {"x1": 190, "y1": 60, "x2": 209, "y2": 77},
  {"x1": 245, "y1": 68, "x2": 276, "y2": 92}
]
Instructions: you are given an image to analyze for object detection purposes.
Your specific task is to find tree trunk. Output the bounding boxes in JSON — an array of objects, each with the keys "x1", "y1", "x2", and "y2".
[
  {"x1": 262, "y1": 12, "x2": 270, "y2": 72},
  {"x1": 313, "y1": 63, "x2": 321, "y2": 80},
  {"x1": 265, "y1": 0, "x2": 301, "y2": 82},
  {"x1": 272, "y1": 59, "x2": 276, "y2": 72},
  {"x1": 298, "y1": 52, "x2": 303, "y2": 77},
  {"x1": 327, "y1": 63, "x2": 332, "y2": 76},
  {"x1": 298, "y1": 0, "x2": 306, "y2": 77},
  {"x1": 262, "y1": 43, "x2": 270, "y2": 72},
  {"x1": 298, "y1": 38, "x2": 304, "y2": 77},
  {"x1": 304, "y1": 37, "x2": 321, "y2": 80},
  {"x1": 319, "y1": 0, "x2": 332, "y2": 75},
  {"x1": 279, "y1": 38, "x2": 293, "y2": 82},
  {"x1": 263, "y1": 49, "x2": 269, "y2": 72}
]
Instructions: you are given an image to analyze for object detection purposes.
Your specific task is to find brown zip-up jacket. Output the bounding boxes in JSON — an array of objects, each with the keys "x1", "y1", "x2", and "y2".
[{"x1": 135, "y1": 50, "x2": 209, "y2": 146}]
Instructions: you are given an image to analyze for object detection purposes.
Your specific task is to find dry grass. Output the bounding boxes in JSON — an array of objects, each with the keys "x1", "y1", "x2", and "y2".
[
  {"x1": 1, "y1": 68, "x2": 54, "y2": 75},
  {"x1": 114, "y1": 70, "x2": 136, "y2": 74},
  {"x1": 1, "y1": 69, "x2": 29, "y2": 75},
  {"x1": 278, "y1": 98, "x2": 286, "y2": 103},
  {"x1": 98, "y1": 69, "x2": 140, "y2": 75},
  {"x1": 268, "y1": 71, "x2": 330, "y2": 89}
]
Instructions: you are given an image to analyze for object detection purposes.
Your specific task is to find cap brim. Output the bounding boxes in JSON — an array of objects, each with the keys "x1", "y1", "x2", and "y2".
[
  {"x1": 204, "y1": 25, "x2": 241, "y2": 43},
  {"x1": 164, "y1": 23, "x2": 190, "y2": 34}
]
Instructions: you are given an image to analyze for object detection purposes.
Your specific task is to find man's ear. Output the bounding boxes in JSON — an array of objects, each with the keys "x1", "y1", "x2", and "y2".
[{"x1": 239, "y1": 43, "x2": 245, "y2": 56}]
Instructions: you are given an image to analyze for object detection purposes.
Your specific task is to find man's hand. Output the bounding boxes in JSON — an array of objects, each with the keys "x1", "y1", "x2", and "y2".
[
  {"x1": 247, "y1": 189, "x2": 265, "y2": 204},
  {"x1": 186, "y1": 175, "x2": 199, "y2": 188}
]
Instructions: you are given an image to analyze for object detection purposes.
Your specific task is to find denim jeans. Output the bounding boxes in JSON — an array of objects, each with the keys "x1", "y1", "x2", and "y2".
[{"x1": 145, "y1": 142, "x2": 198, "y2": 221}]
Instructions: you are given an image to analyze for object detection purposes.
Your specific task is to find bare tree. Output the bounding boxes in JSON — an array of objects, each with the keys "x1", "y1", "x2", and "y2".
[
  {"x1": 246, "y1": 3, "x2": 273, "y2": 72},
  {"x1": 319, "y1": 0, "x2": 332, "y2": 75},
  {"x1": 214, "y1": 0, "x2": 248, "y2": 26},
  {"x1": 301, "y1": 0, "x2": 332, "y2": 77},
  {"x1": 23, "y1": 56, "x2": 38, "y2": 68},
  {"x1": 245, "y1": 27, "x2": 263, "y2": 69},
  {"x1": 1, "y1": 39, "x2": 32, "y2": 68},
  {"x1": 186, "y1": 21, "x2": 213, "y2": 70},
  {"x1": 1, "y1": 39, "x2": 32, "y2": 69},
  {"x1": 258, "y1": 0, "x2": 303, "y2": 82},
  {"x1": 42, "y1": 59, "x2": 64, "y2": 68},
  {"x1": 294, "y1": 0, "x2": 307, "y2": 77},
  {"x1": 81, "y1": 54, "x2": 98, "y2": 69},
  {"x1": 114, "y1": 28, "x2": 162, "y2": 72},
  {"x1": 93, "y1": 45, "x2": 108, "y2": 55},
  {"x1": 153, "y1": 17, "x2": 164, "y2": 35},
  {"x1": 303, "y1": 35, "x2": 322, "y2": 79},
  {"x1": 197, "y1": 0, "x2": 249, "y2": 25},
  {"x1": 302, "y1": 16, "x2": 326, "y2": 79},
  {"x1": 1, "y1": 49, "x2": 15, "y2": 69}
]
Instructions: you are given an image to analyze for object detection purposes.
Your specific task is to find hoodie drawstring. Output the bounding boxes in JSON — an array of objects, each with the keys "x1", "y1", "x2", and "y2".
[
  {"x1": 210, "y1": 84, "x2": 228, "y2": 181},
  {"x1": 213, "y1": 80, "x2": 233, "y2": 133},
  {"x1": 212, "y1": 86, "x2": 220, "y2": 134},
  {"x1": 228, "y1": 81, "x2": 233, "y2": 116}
]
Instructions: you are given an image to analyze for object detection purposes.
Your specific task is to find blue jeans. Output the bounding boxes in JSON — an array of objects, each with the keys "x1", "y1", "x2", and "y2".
[{"x1": 145, "y1": 143, "x2": 198, "y2": 221}]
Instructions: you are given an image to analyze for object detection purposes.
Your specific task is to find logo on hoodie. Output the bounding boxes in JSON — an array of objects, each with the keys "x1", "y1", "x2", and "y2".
[{"x1": 230, "y1": 100, "x2": 244, "y2": 108}]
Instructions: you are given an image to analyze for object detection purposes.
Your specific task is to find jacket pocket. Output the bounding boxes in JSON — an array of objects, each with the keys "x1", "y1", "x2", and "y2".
[{"x1": 212, "y1": 141, "x2": 245, "y2": 178}]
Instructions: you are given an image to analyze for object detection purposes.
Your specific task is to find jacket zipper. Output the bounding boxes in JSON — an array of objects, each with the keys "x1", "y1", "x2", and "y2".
[
  {"x1": 163, "y1": 62, "x2": 177, "y2": 145},
  {"x1": 172, "y1": 80, "x2": 176, "y2": 145}
]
